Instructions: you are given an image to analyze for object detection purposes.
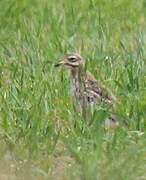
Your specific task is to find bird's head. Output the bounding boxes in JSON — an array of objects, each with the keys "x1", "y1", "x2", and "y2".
[{"x1": 54, "y1": 53, "x2": 84, "y2": 70}]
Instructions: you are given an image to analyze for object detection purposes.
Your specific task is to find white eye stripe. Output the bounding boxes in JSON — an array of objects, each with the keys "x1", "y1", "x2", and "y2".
[{"x1": 68, "y1": 55, "x2": 77, "y2": 59}]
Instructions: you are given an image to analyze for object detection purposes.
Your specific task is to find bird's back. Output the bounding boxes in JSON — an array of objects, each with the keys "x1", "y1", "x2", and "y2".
[
  {"x1": 84, "y1": 71, "x2": 116, "y2": 106},
  {"x1": 70, "y1": 70, "x2": 116, "y2": 108}
]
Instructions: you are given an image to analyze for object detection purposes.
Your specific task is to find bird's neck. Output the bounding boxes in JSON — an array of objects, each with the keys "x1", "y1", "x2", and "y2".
[
  {"x1": 70, "y1": 67, "x2": 85, "y2": 98},
  {"x1": 70, "y1": 66, "x2": 85, "y2": 82},
  {"x1": 71, "y1": 68, "x2": 79, "y2": 79}
]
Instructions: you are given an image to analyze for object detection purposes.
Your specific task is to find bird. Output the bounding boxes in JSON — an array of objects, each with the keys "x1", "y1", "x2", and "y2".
[{"x1": 54, "y1": 53, "x2": 119, "y2": 130}]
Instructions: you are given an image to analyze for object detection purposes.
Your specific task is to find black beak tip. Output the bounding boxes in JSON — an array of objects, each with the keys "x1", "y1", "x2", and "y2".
[{"x1": 54, "y1": 63, "x2": 60, "y2": 67}]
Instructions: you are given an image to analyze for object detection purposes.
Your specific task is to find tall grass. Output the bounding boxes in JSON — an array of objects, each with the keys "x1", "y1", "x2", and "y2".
[{"x1": 0, "y1": 0, "x2": 146, "y2": 179}]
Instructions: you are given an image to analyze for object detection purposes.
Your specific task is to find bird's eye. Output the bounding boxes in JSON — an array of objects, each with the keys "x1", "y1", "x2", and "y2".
[{"x1": 68, "y1": 56, "x2": 77, "y2": 62}]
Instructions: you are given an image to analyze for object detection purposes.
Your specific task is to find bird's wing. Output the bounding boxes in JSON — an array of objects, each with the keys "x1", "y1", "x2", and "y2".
[{"x1": 84, "y1": 71, "x2": 116, "y2": 105}]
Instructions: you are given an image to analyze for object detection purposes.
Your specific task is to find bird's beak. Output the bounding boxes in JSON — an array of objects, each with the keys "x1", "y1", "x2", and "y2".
[{"x1": 54, "y1": 60, "x2": 65, "y2": 67}]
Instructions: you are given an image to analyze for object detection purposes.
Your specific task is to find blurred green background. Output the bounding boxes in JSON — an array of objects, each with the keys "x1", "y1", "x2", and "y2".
[{"x1": 0, "y1": 0, "x2": 146, "y2": 179}]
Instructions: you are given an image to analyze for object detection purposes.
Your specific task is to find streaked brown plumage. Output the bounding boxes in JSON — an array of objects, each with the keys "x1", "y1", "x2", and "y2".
[{"x1": 55, "y1": 53, "x2": 119, "y2": 130}]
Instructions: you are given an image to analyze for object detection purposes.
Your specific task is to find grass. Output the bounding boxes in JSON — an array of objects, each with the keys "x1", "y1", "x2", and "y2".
[{"x1": 0, "y1": 0, "x2": 146, "y2": 179}]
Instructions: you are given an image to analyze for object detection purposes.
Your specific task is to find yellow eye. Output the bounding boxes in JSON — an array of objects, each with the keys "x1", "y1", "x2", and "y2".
[
  {"x1": 69, "y1": 58, "x2": 76, "y2": 62},
  {"x1": 68, "y1": 56, "x2": 77, "y2": 62}
]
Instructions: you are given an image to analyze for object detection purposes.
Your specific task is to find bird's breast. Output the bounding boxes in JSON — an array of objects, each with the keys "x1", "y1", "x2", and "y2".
[{"x1": 70, "y1": 78, "x2": 80, "y2": 98}]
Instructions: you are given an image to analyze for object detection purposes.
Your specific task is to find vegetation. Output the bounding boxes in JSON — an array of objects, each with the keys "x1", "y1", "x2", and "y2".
[{"x1": 0, "y1": 0, "x2": 146, "y2": 179}]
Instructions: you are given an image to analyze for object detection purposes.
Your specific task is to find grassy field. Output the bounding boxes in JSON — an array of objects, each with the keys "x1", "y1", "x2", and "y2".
[{"x1": 1, "y1": 0, "x2": 146, "y2": 179}]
